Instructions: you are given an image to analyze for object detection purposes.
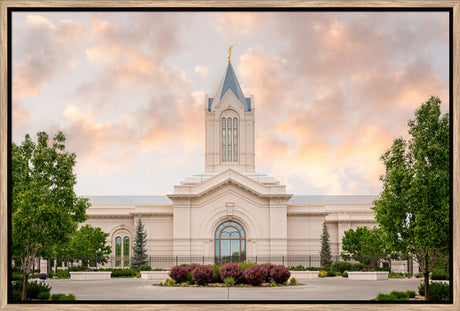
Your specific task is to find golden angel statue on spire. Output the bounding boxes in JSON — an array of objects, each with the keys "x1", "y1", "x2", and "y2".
[{"x1": 228, "y1": 44, "x2": 237, "y2": 62}]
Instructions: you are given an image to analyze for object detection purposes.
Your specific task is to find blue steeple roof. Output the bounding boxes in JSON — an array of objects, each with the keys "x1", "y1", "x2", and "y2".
[{"x1": 208, "y1": 62, "x2": 251, "y2": 112}]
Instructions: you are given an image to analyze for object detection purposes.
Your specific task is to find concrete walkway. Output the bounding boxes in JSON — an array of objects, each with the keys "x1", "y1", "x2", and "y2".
[{"x1": 47, "y1": 277, "x2": 423, "y2": 301}]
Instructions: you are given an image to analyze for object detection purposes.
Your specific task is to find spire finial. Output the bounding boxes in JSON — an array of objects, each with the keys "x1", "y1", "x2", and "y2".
[{"x1": 228, "y1": 43, "x2": 237, "y2": 62}]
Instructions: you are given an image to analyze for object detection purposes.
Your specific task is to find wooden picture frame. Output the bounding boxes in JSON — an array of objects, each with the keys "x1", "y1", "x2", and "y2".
[{"x1": 1, "y1": 1, "x2": 458, "y2": 310}]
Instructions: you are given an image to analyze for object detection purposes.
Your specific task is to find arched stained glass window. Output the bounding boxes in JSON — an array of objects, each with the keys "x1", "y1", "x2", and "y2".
[
  {"x1": 123, "y1": 237, "x2": 130, "y2": 267},
  {"x1": 215, "y1": 221, "x2": 246, "y2": 264},
  {"x1": 115, "y1": 237, "x2": 122, "y2": 267},
  {"x1": 222, "y1": 118, "x2": 226, "y2": 162},
  {"x1": 233, "y1": 118, "x2": 238, "y2": 161},
  {"x1": 221, "y1": 115, "x2": 238, "y2": 163}
]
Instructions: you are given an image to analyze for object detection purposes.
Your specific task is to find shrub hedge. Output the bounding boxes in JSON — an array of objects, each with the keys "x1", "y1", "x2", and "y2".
[
  {"x1": 220, "y1": 262, "x2": 243, "y2": 283},
  {"x1": 270, "y1": 265, "x2": 290, "y2": 284},
  {"x1": 243, "y1": 265, "x2": 267, "y2": 286},
  {"x1": 418, "y1": 281, "x2": 450, "y2": 302},
  {"x1": 191, "y1": 265, "x2": 215, "y2": 286}
]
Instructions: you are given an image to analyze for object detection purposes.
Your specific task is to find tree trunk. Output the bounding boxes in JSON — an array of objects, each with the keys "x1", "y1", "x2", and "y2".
[
  {"x1": 424, "y1": 255, "x2": 430, "y2": 300},
  {"x1": 21, "y1": 271, "x2": 29, "y2": 301}
]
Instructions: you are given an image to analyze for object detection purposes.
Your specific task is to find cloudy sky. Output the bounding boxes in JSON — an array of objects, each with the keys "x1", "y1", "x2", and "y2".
[{"x1": 12, "y1": 11, "x2": 449, "y2": 196}]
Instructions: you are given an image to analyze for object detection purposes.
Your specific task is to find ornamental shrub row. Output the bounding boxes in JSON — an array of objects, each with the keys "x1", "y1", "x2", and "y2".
[{"x1": 169, "y1": 262, "x2": 291, "y2": 285}]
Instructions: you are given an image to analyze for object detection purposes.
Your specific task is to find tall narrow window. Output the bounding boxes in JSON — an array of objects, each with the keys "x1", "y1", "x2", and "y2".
[
  {"x1": 233, "y1": 118, "x2": 238, "y2": 161},
  {"x1": 222, "y1": 118, "x2": 226, "y2": 162},
  {"x1": 221, "y1": 116, "x2": 239, "y2": 163},
  {"x1": 227, "y1": 117, "x2": 232, "y2": 161},
  {"x1": 115, "y1": 237, "x2": 122, "y2": 267},
  {"x1": 123, "y1": 237, "x2": 130, "y2": 267}
]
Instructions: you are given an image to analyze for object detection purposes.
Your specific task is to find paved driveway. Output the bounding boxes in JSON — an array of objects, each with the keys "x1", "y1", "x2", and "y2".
[{"x1": 47, "y1": 277, "x2": 423, "y2": 301}]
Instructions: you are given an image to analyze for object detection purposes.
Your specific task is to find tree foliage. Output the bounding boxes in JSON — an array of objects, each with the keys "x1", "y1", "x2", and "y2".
[
  {"x1": 54, "y1": 225, "x2": 111, "y2": 268},
  {"x1": 340, "y1": 226, "x2": 389, "y2": 269},
  {"x1": 12, "y1": 131, "x2": 89, "y2": 300},
  {"x1": 320, "y1": 223, "x2": 332, "y2": 268},
  {"x1": 372, "y1": 96, "x2": 449, "y2": 300},
  {"x1": 130, "y1": 216, "x2": 149, "y2": 270}
]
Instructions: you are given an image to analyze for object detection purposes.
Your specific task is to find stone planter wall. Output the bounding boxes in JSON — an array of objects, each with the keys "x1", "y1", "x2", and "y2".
[
  {"x1": 69, "y1": 271, "x2": 112, "y2": 280},
  {"x1": 140, "y1": 271, "x2": 170, "y2": 281},
  {"x1": 347, "y1": 271, "x2": 389, "y2": 280},
  {"x1": 289, "y1": 271, "x2": 318, "y2": 280}
]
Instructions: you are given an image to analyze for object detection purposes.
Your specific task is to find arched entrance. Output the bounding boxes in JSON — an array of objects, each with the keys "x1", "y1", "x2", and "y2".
[{"x1": 215, "y1": 220, "x2": 246, "y2": 263}]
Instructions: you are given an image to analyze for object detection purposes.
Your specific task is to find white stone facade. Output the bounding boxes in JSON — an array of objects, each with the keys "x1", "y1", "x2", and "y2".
[{"x1": 83, "y1": 62, "x2": 378, "y2": 267}]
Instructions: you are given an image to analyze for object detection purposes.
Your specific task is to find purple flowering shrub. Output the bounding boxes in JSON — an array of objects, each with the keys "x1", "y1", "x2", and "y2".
[
  {"x1": 243, "y1": 264, "x2": 268, "y2": 286},
  {"x1": 260, "y1": 263, "x2": 276, "y2": 282},
  {"x1": 219, "y1": 262, "x2": 243, "y2": 283},
  {"x1": 270, "y1": 265, "x2": 291, "y2": 284},
  {"x1": 37, "y1": 273, "x2": 48, "y2": 280},
  {"x1": 169, "y1": 265, "x2": 189, "y2": 283},
  {"x1": 191, "y1": 265, "x2": 215, "y2": 286}
]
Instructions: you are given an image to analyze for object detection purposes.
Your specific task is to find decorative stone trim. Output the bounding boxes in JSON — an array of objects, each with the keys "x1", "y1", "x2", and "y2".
[
  {"x1": 69, "y1": 271, "x2": 112, "y2": 280},
  {"x1": 347, "y1": 271, "x2": 389, "y2": 280}
]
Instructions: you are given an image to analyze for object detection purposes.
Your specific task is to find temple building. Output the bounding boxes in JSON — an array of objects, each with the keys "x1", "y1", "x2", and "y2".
[{"x1": 83, "y1": 59, "x2": 377, "y2": 267}]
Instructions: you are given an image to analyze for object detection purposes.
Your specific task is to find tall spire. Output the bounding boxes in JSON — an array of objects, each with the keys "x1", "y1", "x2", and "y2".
[
  {"x1": 207, "y1": 62, "x2": 251, "y2": 112},
  {"x1": 228, "y1": 44, "x2": 237, "y2": 63}
]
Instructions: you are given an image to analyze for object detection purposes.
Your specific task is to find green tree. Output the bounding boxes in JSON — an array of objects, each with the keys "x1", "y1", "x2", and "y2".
[
  {"x1": 320, "y1": 223, "x2": 332, "y2": 268},
  {"x1": 130, "y1": 216, "x2": 148, "y2": 270},
  {"x1": 70, "y1": 225, "x2": 112, "y2": 268},
  {"x1": 340, "y1": 226, "x2": 389, "y2": 269},
  {"x1": 372, "y1": 96, "x2": 449, "y2": 300},
  {"x1": 12, "y1": 131, "x2": 89, "y2": 300}
]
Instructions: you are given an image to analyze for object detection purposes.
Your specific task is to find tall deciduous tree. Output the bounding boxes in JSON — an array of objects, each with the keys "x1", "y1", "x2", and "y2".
[
  {"x1": 130, "y1": 216, "x2": 149, "y2": 270},
  {"x1": 340, "y1": 226, "x2": 389, "y2": 269},
  {"x1": 12, "y1": 131, "x2": 89, "y2": 300},
  {"x1": 320, "y1": 223, "x2": 332, "y2": 268},
  {"x1": 372, "y1": 96, "x2": 449, "y2": 300},
  {"x1": 70, "y1": 225, "x2": 112, "y2": 268}
]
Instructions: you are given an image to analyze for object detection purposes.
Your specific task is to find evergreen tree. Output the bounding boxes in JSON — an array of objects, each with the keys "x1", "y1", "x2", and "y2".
[
  {"x1": 320, "y1": 223, "x2": 332, "y2": 268},
  {"x1": 130, "y1": 216, "x2": 149, "y2": 270}
]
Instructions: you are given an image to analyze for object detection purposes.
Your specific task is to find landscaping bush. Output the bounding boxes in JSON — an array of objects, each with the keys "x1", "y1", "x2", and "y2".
[
  {"x1": 406, "y1": 290, "x2": 416, "y2": 298},
  {"x1": 431, "y1": 269, "x2": 449, "y2": 280},
  {"x1": 330, "y1": 261, "x2": 351, "y2": 273},
  {"x1": 260, "y1": 263, "x2": 276, "y2": 282},
  {"x1": 169, "y1": 265, "x2": 189, "y2": 283},
  {"x1": 26, "y1": 280, "x2": 51, "y2": 299},
  {"x1": 55, "y1": 269, "x2": 70, "y2": 279},
  {"x1": 390, "y1": 291, "x2": 409, "y2": 300},
  {"x1": 191, "y1": 265, "x2": 215, "y2": 286},
  {"x1": 187, "y1": 271, "x2": 194, "y2": 284},
  {"x1": 289, "y1": 277, "x2": 297, "y2": 285},
  {"x1": 111, "y1": 269, "x2": 136, "y2": 278},
  {"x1": 429, "y1": 282, "x2": 450, "y2": 302},
  {"x1": 418, "y1": 282, "x2": 450, "y2": 302},
  {"x1": 224, "y1": 277, "x2": 235, "y2": 286},
  {"x1": 270, "y1": 265, "x2": 290, "y2": 284},
  {"x1": 220, "y1": 262, "x2": 243, "y2": 283},
  {"x1": 388, "y1": 272, "x2": 405, "y2": 279},
  {"x1": 37, "y1": 291, "x2": 50, "y2": 300},
  {"x1": 139, "y1": 265, "x2": 151, "y2": 271},
  {"x1": 11, "y1": 271, "x2": 23, "y2": 281},
  {"x1": 243, "y1": 264, "x2": 267, "y2": 286},
  {"x1": 209, "y1": 264, "x2": 221, "y2": 283},
  {"x1": 51, "y1": 293, "x2": 76, "y2": 301},
  {"x1": 165, "y1": 278, "x2": 176, "y2": 287},
  {"x1": 376, "y1": 293, "x2": 398, "y2": 301},
  {"x1": 37, "y1": 273, "x2": 48, "y2": 280},
  {"x1": 13, "y1": 280, "x2": 51, "y2": 300},
  {"x1": 239, "y1": 261, "x2": 255, "y2": 271},
  {"x1": 342, "y1": 271, "x2": 348, "y2": 278},
  {"x1": 289, "y1": 265, "x2": 306, "y2": 271},
  {"x1": 350, "y1": 263, "x2": 364, "y2": 271},
  {"x1": 325, "y1": 270, "x2": 336, "y2": 277},
  {"x1": 318, "y1": 271, "x2": 327, "y2": 278}
]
